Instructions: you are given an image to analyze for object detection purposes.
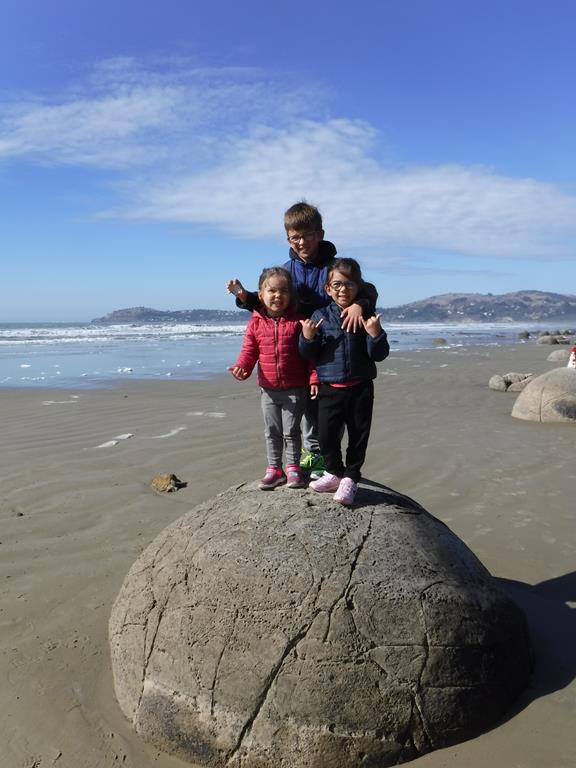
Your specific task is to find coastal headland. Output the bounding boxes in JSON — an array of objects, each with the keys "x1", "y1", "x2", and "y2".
[{"x1": 1, "y1": 342, "x2": 575, "y2": 767}]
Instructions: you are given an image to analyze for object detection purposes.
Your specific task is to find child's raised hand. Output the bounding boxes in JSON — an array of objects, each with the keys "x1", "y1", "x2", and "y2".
[
  {"x1": 340, "y1": 303, "x2": 364, "y2": 332},
  {"x1": 299, "y1": 317, "x2": 323, "y2": 340},
  {"x1": 361, "y1": 314, "x2": 382, "y2": 338},
  {"x1": 228, "y1": 365, "x2": 249, "y2": 381},
  {"x1": 226, "y1": 279, "x2": 247, "y2": 300}
]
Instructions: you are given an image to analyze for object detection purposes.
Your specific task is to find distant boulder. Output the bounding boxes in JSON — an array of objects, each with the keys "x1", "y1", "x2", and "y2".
[
  {"x1": 537, "y1": 335, "x2": 570, "y2": 345},
  {"x1": 512, "y1": 368, "x2": 576, "y2": 422},
  {"x1": 433, "y1": 337, "x2": 448, "y2": 346},
  {"x1": 547, "y1": 349, "x2": 571, "y2": 363},
  {"x1": 488, "y1": 372, "x2": 534, "y2": 392},
  {"x1": 518, "y1": 331, "x2": 531, "y2": 339}
]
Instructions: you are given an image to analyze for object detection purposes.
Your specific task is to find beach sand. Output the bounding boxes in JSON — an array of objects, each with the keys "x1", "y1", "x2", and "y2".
[{"x1": 1, "y1": 343, "x2": 575, "y2": 768}]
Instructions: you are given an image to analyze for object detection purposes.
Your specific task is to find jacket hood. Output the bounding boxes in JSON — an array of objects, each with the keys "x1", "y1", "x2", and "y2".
[{"x1": 288, "y1": 239, "x2": 337, "y2": 267}]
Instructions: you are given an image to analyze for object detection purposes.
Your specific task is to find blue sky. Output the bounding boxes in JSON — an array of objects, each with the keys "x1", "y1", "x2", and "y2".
[{"x1": 1, "y1": 0, "x2": 575, "y2": 321}]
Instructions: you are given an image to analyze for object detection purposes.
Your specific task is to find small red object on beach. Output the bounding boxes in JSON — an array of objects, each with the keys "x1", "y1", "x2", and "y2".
[{"x1": 568, "y1": 346, "x2": 576, "y2": 369}]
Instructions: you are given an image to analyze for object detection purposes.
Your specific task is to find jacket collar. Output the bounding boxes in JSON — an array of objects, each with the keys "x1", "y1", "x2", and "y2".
[
  {"x1": 288, "y1": 239, "x2": 337, "y2": 267},
  {"x1": 253, "y1": 307, "x2": 299, "y2": 321}
]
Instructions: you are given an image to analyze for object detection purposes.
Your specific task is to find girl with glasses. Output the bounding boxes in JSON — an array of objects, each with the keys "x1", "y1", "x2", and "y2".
[{"x1": 299, "y1": 258, "x2": 389, "y2": 505}]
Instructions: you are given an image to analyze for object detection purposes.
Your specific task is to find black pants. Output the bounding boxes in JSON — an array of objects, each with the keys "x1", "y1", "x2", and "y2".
[{"x1": 317, "y1": 380, "x2": 374, "y2": 483}]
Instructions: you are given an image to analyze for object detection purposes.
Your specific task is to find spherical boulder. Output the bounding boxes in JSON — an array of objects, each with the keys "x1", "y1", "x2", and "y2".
[
  {"x1": 488, "y1": 372, "x2": 533, "y2": 392},
  {"x1": 547, "y1": 349, "x2": 571, "y2": 363},
  {"x1": 511, "y1": 367, "x2": 576, "y2": 422},
  {"x1": 537, "y1": 335, "x2": 569, "y2": 345},
  {"x1": 110, "y1": 483, "x2": 532, "y2": 767}
]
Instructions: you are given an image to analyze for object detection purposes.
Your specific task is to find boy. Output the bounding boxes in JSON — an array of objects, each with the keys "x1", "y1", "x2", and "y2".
[{"x1": 226, "y1": 202, "x2": 377, "y2": 476}]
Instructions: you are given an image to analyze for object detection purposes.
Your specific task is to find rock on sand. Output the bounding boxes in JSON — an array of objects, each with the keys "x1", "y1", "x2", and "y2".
[
  {"x1": 488, "y1": 372, "x2": 534, "y2": 392},
  {"x1": 547, "y1": 349, "x2": 571, "y2": 363},
  {"x1": 512, "y1": 367, "x2": 576, "y2": 423},
  {"x1": 109, "y1": 483, "x2": 532, "y2": 768}
]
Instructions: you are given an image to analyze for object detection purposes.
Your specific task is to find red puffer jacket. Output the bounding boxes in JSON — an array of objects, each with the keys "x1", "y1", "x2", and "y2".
[{"x1": 235, "y1": 309, "x2": 316, "y2": 390}]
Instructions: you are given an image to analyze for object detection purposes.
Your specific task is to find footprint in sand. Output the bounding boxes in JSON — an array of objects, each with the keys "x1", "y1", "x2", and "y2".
[{"x1": 95, "y1": 433, "x2": 134, "y2": 448}]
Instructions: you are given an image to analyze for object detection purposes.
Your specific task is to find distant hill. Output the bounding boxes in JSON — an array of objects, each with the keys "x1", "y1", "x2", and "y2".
[
  {"x1": 92, "y1": 291, "x2": 576, "y2": 325},
  {"x1": 92, "y1": 307, "x2": 245, "y2": 324},
  {"x1": 377, "y1": 290, "x2": 576, "y2": 323}
]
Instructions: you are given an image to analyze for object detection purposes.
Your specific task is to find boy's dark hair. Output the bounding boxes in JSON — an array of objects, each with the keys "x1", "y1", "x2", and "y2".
[
  {"x1": 327, "y1": 257, "x2": 363, "y2": 285},
  {"x1": 284, "y1": 201, "x2": 323, "y2": 232},
  {"x1": 258, "y1": 266, "x2": 297, "y2": 310}
]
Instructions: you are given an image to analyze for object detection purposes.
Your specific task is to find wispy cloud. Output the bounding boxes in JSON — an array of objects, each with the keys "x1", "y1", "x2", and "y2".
[
  {"x1": 125, "y1": 119, "x2": 576, "y2": 260},
  {"x1": 0, "y1": 57, "x2": 320, "y2": 168},
  {"x1": 2, "y1": 57, "x2": 576, "y2": 263}
]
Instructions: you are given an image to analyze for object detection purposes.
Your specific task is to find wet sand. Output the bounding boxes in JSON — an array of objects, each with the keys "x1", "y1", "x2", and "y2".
[{"x1": 1, "y1": 342, "x2": 575, "y2": 767}]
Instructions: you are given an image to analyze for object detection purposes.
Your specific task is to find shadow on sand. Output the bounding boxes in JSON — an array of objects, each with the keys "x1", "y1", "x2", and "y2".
[
  {"x1": 499, "y1": 573, "x2": 576, "y2": 708},
  {"x1": 357, "y1": 478, "x2": 576, "y2": 715}
]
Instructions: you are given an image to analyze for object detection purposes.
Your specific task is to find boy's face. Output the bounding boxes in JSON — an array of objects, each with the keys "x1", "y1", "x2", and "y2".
[
  {"x1": 326, "y1": 270, "x2": 359, "y2": 309},
  {"x1": 286, "y1": 228, "x2": 324, "y2": 263}
]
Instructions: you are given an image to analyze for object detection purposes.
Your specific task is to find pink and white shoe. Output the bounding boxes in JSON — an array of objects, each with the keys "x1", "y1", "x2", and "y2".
[
  {"x1": 259, "y1": 467, "x2": 286, "y2": 490},
  {"x1": 333, "y1": 477, "x2": 358, "y2": 506},
  {"x1": 286, "y1": 464, "x2": 305, "y2": 488},
  {"x1": 309, "y1": 472, "x2": 341, "y2": 493}
]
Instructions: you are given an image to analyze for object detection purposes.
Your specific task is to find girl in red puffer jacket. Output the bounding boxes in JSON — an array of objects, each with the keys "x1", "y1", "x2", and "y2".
[{"x1": 229, "y1": 267, "x2": 317, "y2": 490}]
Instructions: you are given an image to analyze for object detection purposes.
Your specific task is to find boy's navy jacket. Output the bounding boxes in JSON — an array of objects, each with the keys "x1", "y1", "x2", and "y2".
[
  {"x1": 236, "y1": 240, "x2": 378, "y2": 318},
  {"x1": 299, "y1": 302, "x2": 390, "y2": 383},
  {"x1": 284, "y1": 240, "x2": 337, "y2": 316}
]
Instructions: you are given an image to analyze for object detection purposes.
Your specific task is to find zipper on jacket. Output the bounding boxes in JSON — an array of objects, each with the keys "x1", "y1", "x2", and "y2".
[{"x1": 274, "y1": 317, "x2": 282, "y2": 387}]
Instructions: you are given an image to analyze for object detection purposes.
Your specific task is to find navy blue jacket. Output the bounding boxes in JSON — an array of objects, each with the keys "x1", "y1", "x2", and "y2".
[
  {"x1": 299, "y1": 302, "x2": 390, "y2": 383},
  {"x1": 236, "y1": 240, "x2": 378, "y2": 319},
  {"x1": 283, "y1": 241, "x2": 337, "y2": 316}
]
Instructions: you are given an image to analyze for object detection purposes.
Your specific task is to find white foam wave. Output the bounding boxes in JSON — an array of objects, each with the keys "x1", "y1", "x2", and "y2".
[{"x1": 0, "y1": 322, "x2": 246, "y2": 346}]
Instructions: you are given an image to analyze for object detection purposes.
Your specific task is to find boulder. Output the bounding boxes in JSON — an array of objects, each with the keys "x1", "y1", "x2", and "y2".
[
  {"x1": 536, "y1": 335, "x2": 569, "y2": 345},
  {"x1": 488, "y1": 372, "x2": 534, "y2": 392},
  {"x1": 547, "y1": 349, "x2": 571, "y2": 363},
  {"x1": 110, "y1": 483, "x2": 532, "y2": 767},
  {"x1": 511, "y1": 367, "x2": 576, "y2": 422},
  {"x1": 432, "y1": 337, "x2": 448, "y2": 346}
]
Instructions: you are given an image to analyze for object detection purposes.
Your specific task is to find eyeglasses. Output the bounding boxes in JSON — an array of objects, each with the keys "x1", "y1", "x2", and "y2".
[
  {"x1": 329, "y1": 280, "x2": 356, "y2": 291},
  {"x1": 287, "y1": 231, "x2": 318, "y2": 245}
]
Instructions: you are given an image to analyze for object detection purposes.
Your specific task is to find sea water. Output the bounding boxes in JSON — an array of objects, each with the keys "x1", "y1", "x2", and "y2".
[{"x1": 0, "y1": 320, "x2": 554, "y2": 388}]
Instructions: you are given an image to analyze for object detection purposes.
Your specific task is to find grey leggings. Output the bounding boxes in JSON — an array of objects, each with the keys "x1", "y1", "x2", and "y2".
[{"x1": 260, "y1": 387, "x2": 307, "y2": 468}]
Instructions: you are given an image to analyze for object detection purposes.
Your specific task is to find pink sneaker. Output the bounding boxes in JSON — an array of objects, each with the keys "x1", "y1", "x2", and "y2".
[
  {"x1": 333, "y1": 477, "x2": 358, "y2": 506},
  {"x1": 259, "y1": 467, "x2": 286, "y2": 490},
  {"x1": 309, "y1": 472, "x2": 341, "y2": 493},
  {"x1": 286, "y1": 464, "x2": 305, "y2": 488}
]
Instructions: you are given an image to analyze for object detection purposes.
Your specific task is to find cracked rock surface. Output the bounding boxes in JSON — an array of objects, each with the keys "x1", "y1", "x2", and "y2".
[
  {"x1": 109, "y1": 482, "x2": 532, "y2": 767},
  {"x1": 511, "y1": 367, "x2": 576, "y2": 422}
]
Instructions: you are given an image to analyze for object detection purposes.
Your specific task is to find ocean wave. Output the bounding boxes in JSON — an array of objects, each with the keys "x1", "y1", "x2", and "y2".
[{"x1": 0, "y1": 322, "x2": 246, "y2": 345}]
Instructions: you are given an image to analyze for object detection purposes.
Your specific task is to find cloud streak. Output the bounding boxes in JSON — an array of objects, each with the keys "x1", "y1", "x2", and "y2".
[
  {"x1": 0, "y1": 57, "x2": 319, "y2": 168},
  {"x1": 126, "y1": 119, "x2": 576, "y2": 260},
  {"x1": 2, "y1": 57, "x2": 576, "y2": 263}
]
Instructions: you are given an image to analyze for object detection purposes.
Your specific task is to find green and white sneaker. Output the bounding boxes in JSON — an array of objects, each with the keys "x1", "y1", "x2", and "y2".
[{"x1": 300, "y1": 450, "x2": 326, "y2": 480}]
